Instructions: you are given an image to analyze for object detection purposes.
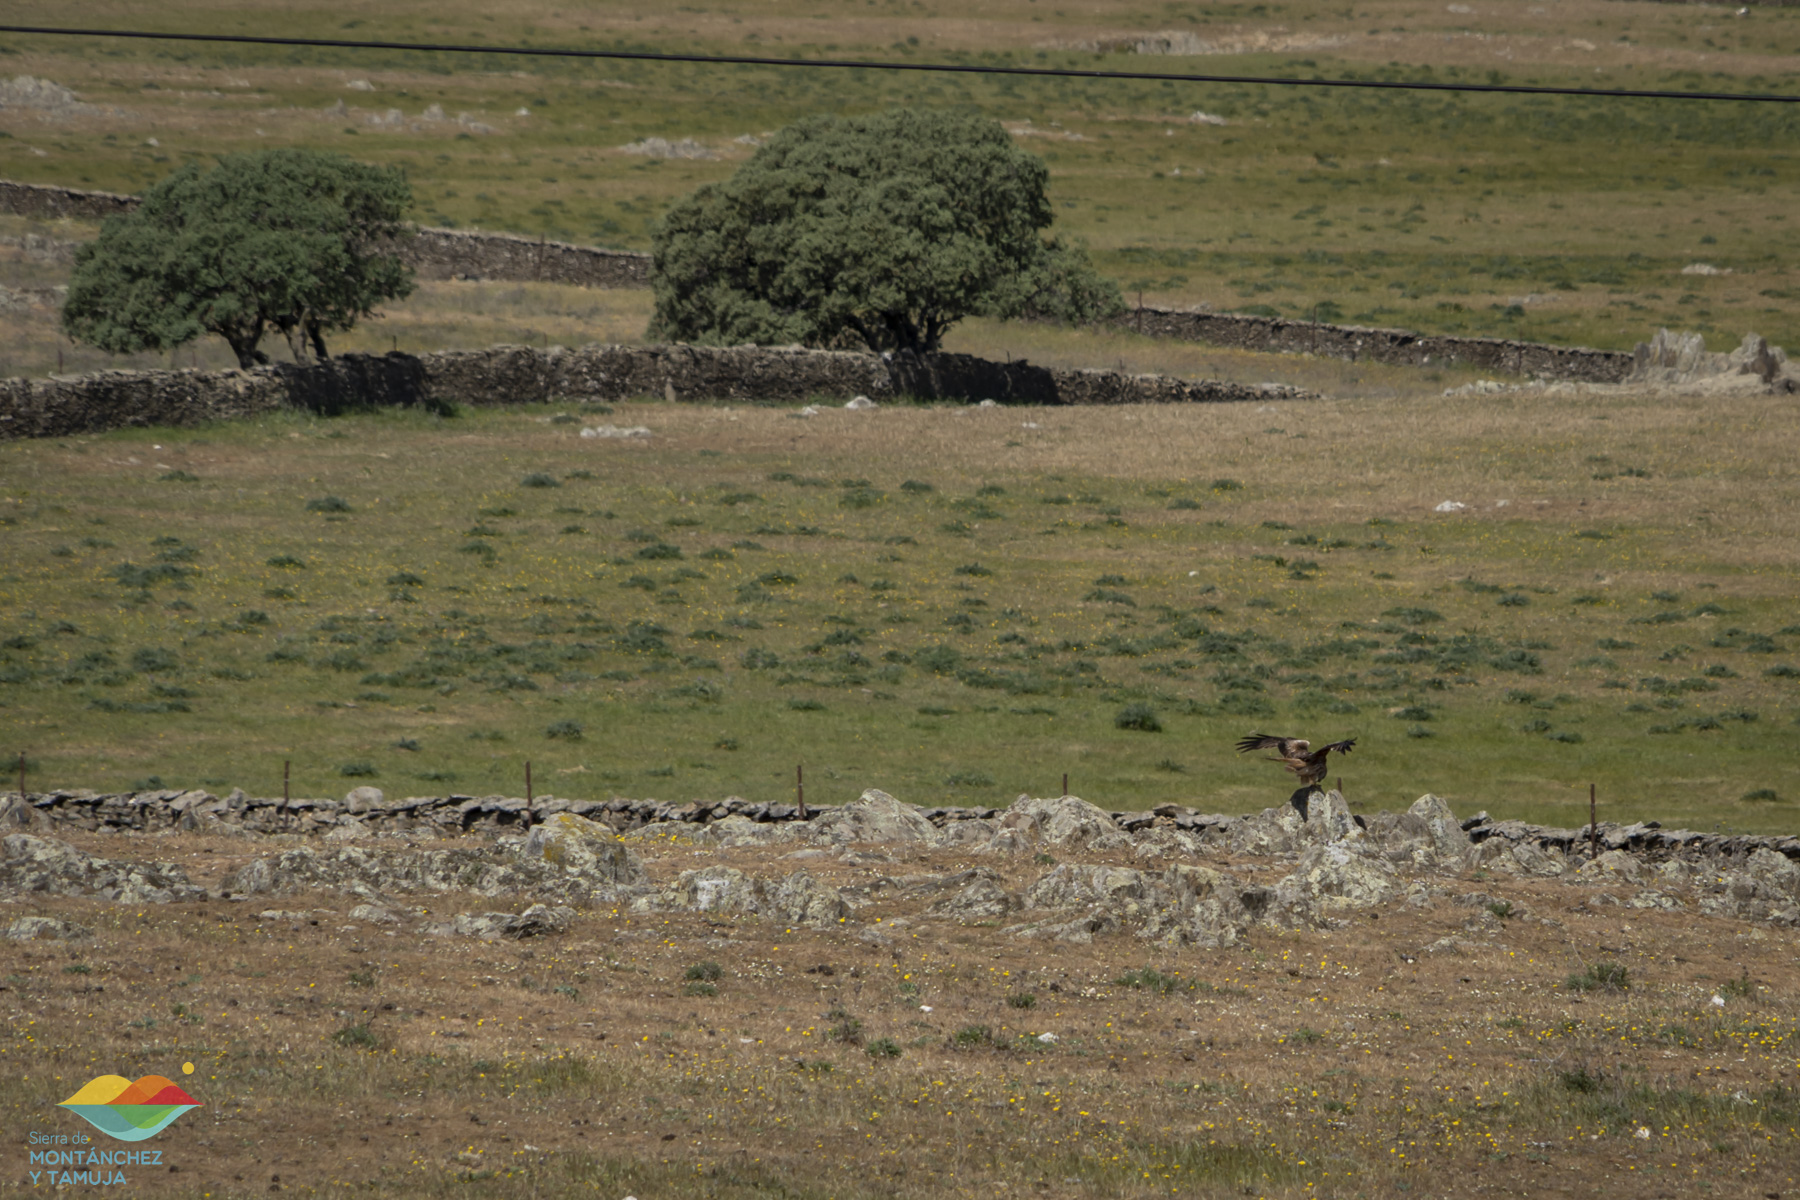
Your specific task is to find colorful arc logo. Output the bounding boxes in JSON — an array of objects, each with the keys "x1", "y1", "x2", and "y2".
[{"x1": 58, "y1": 1075, "x2": 202, "y2": 1142}]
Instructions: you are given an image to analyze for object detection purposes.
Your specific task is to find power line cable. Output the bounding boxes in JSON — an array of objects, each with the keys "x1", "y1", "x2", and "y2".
[{"x1": 2, "y1": 23, "x2": 1798, "y2": 104}]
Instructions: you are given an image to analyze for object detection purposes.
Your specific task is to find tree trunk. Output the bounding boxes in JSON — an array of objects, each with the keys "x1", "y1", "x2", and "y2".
[
  {"x1": 282, "y1": 322, "x2": 314, "y2": 366},
  {"x1": 219, "y1": 323, "x2": 267, "y2": 370},
  {"x1": 306, "y1": 320, "x2": 330, "y2": 361}
]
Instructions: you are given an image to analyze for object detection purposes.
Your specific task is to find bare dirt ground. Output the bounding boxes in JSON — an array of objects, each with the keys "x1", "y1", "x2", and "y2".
[{"x1": 5, "y1": 801, "x2": 1798, "y2": 1200}]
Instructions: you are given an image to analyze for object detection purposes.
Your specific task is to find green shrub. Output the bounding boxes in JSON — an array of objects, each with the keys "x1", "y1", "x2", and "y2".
[
  {"x1": 521, "y1": 473, "x2": 561, "y2": 488},
  {"x1": 1114, "y1": 703, "x2": 1162, "y2": 732},
  {"x1": 865, "y1": 1038, "x2": 902, "y2": 1059},
  {"x1": 1006, "y1": 992, "x2": 1036, "y2": 1009},
  {"x1": 331, "y1": 1022, "x2": 379, "y2": 1050},
  {"x1": 685, "y1": 961, "x2": 723, "y2": 981},
  {"x1": 545, "y1": 720, "x2": 583, "y2": 740},
  {"x1": 1565, "y1": 962, "x2": 1629, "y2": 993},
  {"x1": 339, "y1": 762, "x2": 377, "y2": 778},
  {"x1": 305, "y1": 496, "x2": 351, "y2": 513}
]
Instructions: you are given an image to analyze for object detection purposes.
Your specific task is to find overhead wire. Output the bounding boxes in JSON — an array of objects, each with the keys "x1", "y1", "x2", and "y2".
[{"x1": 2, "y1": 23, "x2": 1798, "y2": 104}]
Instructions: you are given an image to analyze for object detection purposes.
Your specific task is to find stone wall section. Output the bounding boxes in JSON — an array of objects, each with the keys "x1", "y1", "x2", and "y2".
[
  {"x1": 0, "y1": 180, "x2": 651, "y2": 288},
  {"x1": 0, "y1": 344, "x2": 1313, "y2": 441},
  {"x1": 5, "y1": 788, "x2": 1795, "y2": 869},
  {"x1": 1119, "y1": 308, "x2": 1635, "y2": 382},
  {"x1": 5, "y1": 178, "x2": 1636, "y2": 382}
]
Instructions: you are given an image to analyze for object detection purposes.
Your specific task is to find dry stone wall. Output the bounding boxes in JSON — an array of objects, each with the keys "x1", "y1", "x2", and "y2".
[
  {"x1": 0, "y1": 180, "x2": 650, "y2": 288},
  {"x1": 1120, "y1": 307, "x2": 1635, "y2": 382},
  {"x1": 5, "y1": 785, "x2": 1795, "y2": 869},
  {"x1": 1, "y1": 178, "x2": 1639, "y2": 382},
  {"x1": 0, "y1": 343, "x2": 1313, "y2": 441}
]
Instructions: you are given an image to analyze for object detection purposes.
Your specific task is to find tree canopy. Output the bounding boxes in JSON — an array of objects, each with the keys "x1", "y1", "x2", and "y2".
[
  {"x1": 648, "y1": 108, "x2": 1122, "y2": 356},
  {"x1": 62, "y1": 149, "x2": 414, "y2": 368}
]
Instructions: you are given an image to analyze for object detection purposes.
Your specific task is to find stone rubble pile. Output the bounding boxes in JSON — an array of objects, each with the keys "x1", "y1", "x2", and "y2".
[{"x1": 3, "y1": 789, "x2": 1798, "y2": 940}]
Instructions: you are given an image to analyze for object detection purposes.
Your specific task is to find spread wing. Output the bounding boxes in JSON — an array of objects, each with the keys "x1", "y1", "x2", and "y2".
[
  {"x1": 1236, "y1": 733, "x2": 1301, "y2": 756},
  {"x1": 1319, "y1": 738, "x2": 1356, "y2": 757}
]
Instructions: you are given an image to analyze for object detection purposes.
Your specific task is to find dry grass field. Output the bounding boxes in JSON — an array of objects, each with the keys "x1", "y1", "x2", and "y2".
[{"x1": 3, "y1": 822, "x2": 1798, "y2": 1200}]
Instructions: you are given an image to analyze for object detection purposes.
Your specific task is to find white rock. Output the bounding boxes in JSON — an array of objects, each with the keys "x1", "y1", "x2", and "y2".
[
  {"x1": 346, "y1": 80, "x2": 374, "y2": 91},
  {"x1": 1434, "y1": 500, "x2": 1468, "y2": 513},
  {"x1": 580, "y1": 424, "x2": 652, "y2": 439},
  {"x1": 1189, "y1": 112, "x2": 1228, "y2": 125},
  {"x1": 844, "y1": 395, "x2": 877, "y2": 410},
  {"x1": 344, "y1": 785, "x2": 384, "y2": 813},
  {"x1": 1681, "y1": 263, "x2": 1727, "y2": 276}
]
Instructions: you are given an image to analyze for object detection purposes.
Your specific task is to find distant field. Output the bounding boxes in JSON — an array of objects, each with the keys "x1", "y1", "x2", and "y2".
[
  {"x1": 3, "y1": 0, "x2": 1800, "y2": 356},
  {"x1": 2, "y1": 385, "x2": 1797, "y2": 832}
]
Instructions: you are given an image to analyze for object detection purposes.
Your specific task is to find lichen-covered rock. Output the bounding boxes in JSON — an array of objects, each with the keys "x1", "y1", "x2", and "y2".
[
  {"x1": 630, "y1": 866, "x2": 850, "y2": 928},
  {"x1": 1367, "y1": 794, "x2": 1469, "y2": 868},
  {"x1": 925, "y1": 868, "x2": 1016, "y2": 920},
  {"x1": 692, "y1": 815, "x2": 805, "y2": 849},
  {"x1": 937, "y1": 819, "x2": 1001, "y2": 848},
  {"x1": 428, "y1": 903, "x2": 574, "y2": 940},
  {"x1": 348, "y1": 902, "x2": 402, "y2": 924},
  {"x1": 5, "y1": 915, "x2": 93, "y2": 940},
  {"x1": 522, "y1": 812, "x2": 647, "y2": 884},
  {"x1": 1574, "y1": 849, "x2": 1643, "y2": 887},
  {"x1": 767, "y1": 871, "x2": 851, "y2": 927},
  {"x1": 1696, "y1": 849, "x2": 1800, "y2": 925},
  {"x1": 1627, "y1": 889, "x2": 1686, "y2": 911},
  {"x1": 223, "y1": 844, "x2": 609, "y2": 902},
  {"x1": 807, "y1": 789, "x2": 940, "y2": 846},
  {"x1": 1269, "y1": 842, "x2": 1397, "y2": 924},
  {"x1": 1131, "y1": 826, "x2": 1202, "y2": 860},
  {"x1": 1, "y1": 834, "x2": 204, "y2": 903},
  {"x1": 1023, "y1": 864, "x2": 1156, "y2": 915},
  {"x1": 1005, "y1": 908, "x2": 1122, "y2": 944},
  {"x1": 1228, "y1": 790, "x2": 1359, "y2": 855},
  {"x1": 1138, "y1": 865, "x2": 1250, "y2": 948},
  {"x1": 1467, "y1": 838, "x2": 1566, "y2": 878},
  {"x1": 987, "y1": 795, "x2": 1130, "y2": 854}
]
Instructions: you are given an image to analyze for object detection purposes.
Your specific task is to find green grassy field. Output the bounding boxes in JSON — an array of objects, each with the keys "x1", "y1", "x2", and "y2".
[
  {"x1": 3, "y1": 386, "x2": 1797, "y2": 832},
  {"x1": 3, "y1": 0, "x2": 1800, "y2": 359}
]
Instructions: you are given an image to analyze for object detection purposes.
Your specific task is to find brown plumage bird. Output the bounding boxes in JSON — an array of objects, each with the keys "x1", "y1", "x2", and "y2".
[{"x1": 1234, "y1": 733, "x2": 1356, "y2": 787}]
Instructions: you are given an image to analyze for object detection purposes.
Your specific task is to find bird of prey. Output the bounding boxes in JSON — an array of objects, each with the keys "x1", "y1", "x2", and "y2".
[{"x1": 1234, "y1": 733, "x2": 1356, "y2": 787}]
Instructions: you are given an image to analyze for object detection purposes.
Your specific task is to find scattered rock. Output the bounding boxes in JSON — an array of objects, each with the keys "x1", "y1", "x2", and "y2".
[
  {"x1": 1270, "y1": 842, "x2": 1398, "y2": 925},
  {"x1": 1227, "y1": 790, "x2": 1359, "y2": 856},
  {"x1": 344, "y1": 786, "x2": 385, "y2": 814},
  {"x1": 987, "y1": 794, "x2": 1130, "y2": 854},
  {"x1": 1367, "y1": 794, "x2": 1470, "y2": 868},
  {"x1": 0, "y1": 76, "x2": 99, "y2": 116},
  {"x1": 348, "y1": 902, "x2": 401, "y2": 925},
  {"x1": 844, "y1": 395, "x2": 877, "y2": 410},
  {"x1": 0, "y1": 835, "x2": 204, "y2": 904},
  {"x1": 223, "y1": 844, "x2": 613, "y2": 903},
  {"x1": 580, "y1": 424, "x2": 652, "y2": 439},
  {"x1": 807, "y1": 790, "x2": 940, "y2": 846},
  {"x1": 5, "y1": 915, "x2": 92, "y2": 941},
  {"x1": 618, "y1": 137, "x2": 716, "y2": 159},
  {"x1": 925, "y1": 868, "x2": 1016, "y2": 920},
  {"x1": 522, "y1": 812, "x2": 647, "y2": 884},
  {"x1": 1574, "y1": 849, "x2": 1643, "y2": 887},
  {"x1": 429, "y1": 904, "x2": 575, "y2": 940},
  {"x1": 630, "y1": 866, "x2": 850, "y2": 928}
]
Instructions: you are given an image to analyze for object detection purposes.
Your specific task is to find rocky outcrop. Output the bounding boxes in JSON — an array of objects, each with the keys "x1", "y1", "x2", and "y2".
[
  {"x1": 222, "y1": 843, "x2": 622, "y2": 904},
  {"x1": 629, "y1": 866, "x2": 850, "y2": 928},
  {"x1": 426, "y1": 904, "x2": 576, "y2": 940},
  {"x1": 5, "y1": 915, "x2": 93, "y2": 940},
  {"x1": 1631, "y1": 328, "x2": 1800, "y2": 392},
  {"x1": 521, "y1": 812, "x2": 647, "y2": 884},
  {"x1": 0, "y1": 834, "x2": 204, "y2": 904}
]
